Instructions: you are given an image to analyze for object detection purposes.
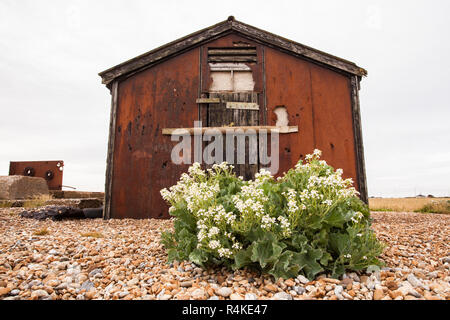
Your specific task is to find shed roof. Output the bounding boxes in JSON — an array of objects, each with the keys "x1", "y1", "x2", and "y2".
[{"x1": 99, "y1": 16, "x2": 367, "y2": 87}]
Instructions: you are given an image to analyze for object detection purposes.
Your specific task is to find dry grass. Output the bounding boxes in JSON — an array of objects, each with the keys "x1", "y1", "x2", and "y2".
[
  {"x1": 0, "y1": 201, "x2": 12, "y2": 208},
  {"x1": 80, "y1": 231, "x2": 104, "y2": 238},
  {"x1": 415, "y1": 199, "x2": 450, "y2": 214},
  {"x1": 33, "y1": 228, "x2": 49, "y2": 236},
  {"x1": 369, "y1": 197, "x2": 450, "y2": 213},
  {"x1": 22, "y1": 194, "x2": 53, "y2": 208}
]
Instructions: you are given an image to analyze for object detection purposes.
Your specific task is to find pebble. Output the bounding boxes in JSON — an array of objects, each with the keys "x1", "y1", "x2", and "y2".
[
  {"x1": 407, "y1": 274, "x2": 423, "y2": 288},
  {"x1": 294, "y1": 286, "x2": 306, "y2": 295},
  {"x1": 296, "y1": 275, "x2": 309, "y2": 284},
  {"x1": 10, "y1": 289, "x2": 20, "y2": 296},
  {"x1": 127, "y1": 278, "x2": 139, "y2": 286},
  {"x1": 31, "y1": 289, "x2": 49, "y2": 299},
  {"x1": 191, "y1": 288, "x2": 206, "y2": 300},
  {"x1": 80, "y1": 281, "x2": 95, "y2": 292},
  {"x1": 217, "y1": 287, "x2": 232, "y2": 297},
  {"x1": 284, "y1": 279, "x2": 295, "y2": 287},
  {"x1": 0, "y1": 287, "x2": 11, "y2": 296},
  {"x1": 245, "y1": 293, "x2": 257, "y2": 300},
  {"x1": 373, "y1": 288, "x2": 384, "y2": 300},
  {"x1": 230, "y1": 293, "x2": 243, "y2": 300},
  {"x1": 88, "y1": 269, "x2": 103, "y2": 278},
  {"x1": 273, "y1": 292, "x2": 292, "y2": 300},
  {"x1": 180, "y1": 281, "x2": 193, "y2": 288}
]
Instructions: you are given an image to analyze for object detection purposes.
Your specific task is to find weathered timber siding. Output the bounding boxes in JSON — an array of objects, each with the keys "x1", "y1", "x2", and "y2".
[
  {"x1": 110, "y1": 49, "x2": 200, "y2": 219},
  {"x1": 264, "y1": 47, "x2": 359, "y2": 189}
]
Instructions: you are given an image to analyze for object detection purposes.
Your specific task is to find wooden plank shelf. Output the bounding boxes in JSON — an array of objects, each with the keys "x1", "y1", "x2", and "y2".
[
  {"x1": 196, "y1": 98, "x2": 221, "y2": 104},
  {"x1": 162, "y1": 125, "x2": 298, "y2": 135}
]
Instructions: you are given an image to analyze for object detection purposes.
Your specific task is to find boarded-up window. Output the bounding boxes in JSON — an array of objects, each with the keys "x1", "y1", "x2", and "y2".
[
  {"x1": 208, "y1": 47, "x2": 256, "y2": 92},
  {"x1": 209, "y1": 69, "x2": 254, "y2": 91}
]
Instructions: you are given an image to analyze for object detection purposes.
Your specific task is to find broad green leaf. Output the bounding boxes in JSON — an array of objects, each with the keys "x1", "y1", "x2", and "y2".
[
  {"x1": 233, "y1": 246, "x2": 253, "y2": 269},
  {"x1": 251, "y1": 233, "x2": 284, "y2": 268},
  {"x1": 189, "y1": 249, "x2": 208, "y2": 266}
]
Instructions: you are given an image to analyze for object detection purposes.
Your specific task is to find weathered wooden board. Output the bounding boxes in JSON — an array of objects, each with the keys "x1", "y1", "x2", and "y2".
[
  {"x1": 207, "y1": 92, "x2": 259, "y2": 180},
  {"x1": 162, "y1": 125, "x2": 298, "y2": 135},
  {"x1": 350, "y1": 75, "x2": 368, "y2": 203},
  {"x1": 208, "y1": 48, "x2": 257, "y2": 56},
  {"x1": 226, "y1": 102, "x2": 259, "y2": 110},
  {"x1": 196, "y1": 98, "x2": 220, "y2": 104}
]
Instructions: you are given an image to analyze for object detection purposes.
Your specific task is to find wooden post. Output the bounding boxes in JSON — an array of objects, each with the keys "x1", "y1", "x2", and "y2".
[
  {"x1": 350, "y1": 75, "x2": 368, "y2": 204},
  {"x1": 104, "y1": 81, "x2": 118, "y2": 219}
]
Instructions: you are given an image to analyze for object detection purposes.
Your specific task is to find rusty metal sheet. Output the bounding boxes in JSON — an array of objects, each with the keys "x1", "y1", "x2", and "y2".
[
  {"x1": 309, "y1": 62, "x2": 358, "y2": 189},
  {"x1": 110, "y1": 49, "x2": 200, "y2": 219},
  {"x1": 9, "y1": 160, "x2": 64, "y2": 190},
  {"x1": 265, "y1": 47, "x2": 358, "y2": 190}
]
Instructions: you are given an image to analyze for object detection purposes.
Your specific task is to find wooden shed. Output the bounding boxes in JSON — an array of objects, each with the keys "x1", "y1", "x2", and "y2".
[{"x1": 99, "y1": 17, "x2": 368, "y2": 219}]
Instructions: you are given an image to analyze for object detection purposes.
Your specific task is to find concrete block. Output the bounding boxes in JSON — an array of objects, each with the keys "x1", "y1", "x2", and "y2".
[{"x1": 0, "y1": 175, "x2": 49, "y2": 200}]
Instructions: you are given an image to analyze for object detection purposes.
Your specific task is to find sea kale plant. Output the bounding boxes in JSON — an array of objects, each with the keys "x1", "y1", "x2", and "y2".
[{"x1": 160, "y1": 149, "x2": 384, "y2": 280}]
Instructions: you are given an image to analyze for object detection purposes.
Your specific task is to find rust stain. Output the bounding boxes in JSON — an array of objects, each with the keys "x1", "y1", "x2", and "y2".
[{"x1": 9, "y1": 161, "x2": 64, "y2": 190}]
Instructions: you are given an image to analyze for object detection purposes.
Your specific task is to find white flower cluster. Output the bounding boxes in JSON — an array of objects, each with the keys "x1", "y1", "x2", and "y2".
[
  {"x1": 232, "y1": 169, "x2": 280, "y2": 232},
  {"x1": 305, "y1": 148, "x2": 322, "y2": 160},
  {"x1": 277, "y1": 216, "x2": 291, "y2": 237},
  {"x1": 350, "y1": 211, "x2": 364, "y2": 224},
  {"x1": 261, "y1": 214, "x2": 276, "y2": 230},
  {"x1": 195, "y1": 204, "x2": 240, "y2": 258},
  {"x1": 291, "y1": 151, "x2": 360, "y2": 203},
  {"x1": 254, "y1": 169, "x2": 273, "y2": 185},
  {"x1": 160, "y1": 163, "x2": 220, "y2": 213},
  {"x1": 233, "y1": 183, "x2": 268, "y2": 219},
  {"x1": 299, "y1": 189, "x2": 323, "y2": 202},
  {"x1": 283, "y1": 189, "x2": 300, "y2": 215}
]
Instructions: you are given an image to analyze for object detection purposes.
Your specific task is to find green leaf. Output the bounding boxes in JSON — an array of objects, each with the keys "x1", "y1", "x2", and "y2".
[
  {"x1": 251, "y1": 233, "x2": 285, "y2": 268},
  {"x1": 320, "y1": 252, "x2": 332, "y2": 266},
  {"x1": 290, "y1": 233, "x2": 308, "y2": 250},
  {"x1": 329, "y1": 232, "x2": 350, "y2": 255},
  {"x1": 176, "y1": 228, "x2": 197, "y2": 260},
  {"x1": 269, "y1": 250, "x2": 300, "y2": 279},
  {"x1": 167, "y1": 248, "x2": 178, "y2": 262},
  {"x1": 324, "y1": 207, "x2": 353, "y2": 228},
  {"x1": 291, "y1": 246, "x2": 324, "y2": 280},
  {"x1": 234, "y1": 246, "x2": 253, "y2": 269},
  {"x1": 189, "y1": 249, "x2": 208, "y2": 266}
]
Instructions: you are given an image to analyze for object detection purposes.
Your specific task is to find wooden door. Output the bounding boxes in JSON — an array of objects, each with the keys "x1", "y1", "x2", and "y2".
[{"x1": 206, "y1": 92, "x2": 259, "y2": 180}]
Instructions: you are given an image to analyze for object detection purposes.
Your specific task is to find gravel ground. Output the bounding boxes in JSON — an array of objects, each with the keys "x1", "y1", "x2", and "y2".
[{"x1": 0, "y1": 208, "x2": 448, "y2": 300}]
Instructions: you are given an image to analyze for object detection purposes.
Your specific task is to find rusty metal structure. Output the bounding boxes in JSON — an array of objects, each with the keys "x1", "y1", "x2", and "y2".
[
  {"x1": 99, "y1": 17, "x2": 368, "y2": 219},
  {"x1": 9, "y1": 160, "x2": 64, "y2": 190}
]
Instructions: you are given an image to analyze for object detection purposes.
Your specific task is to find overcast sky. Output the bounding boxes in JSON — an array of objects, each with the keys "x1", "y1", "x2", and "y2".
[{"x1": 0, "y1": 0, "x2": 449, "y2": 197}]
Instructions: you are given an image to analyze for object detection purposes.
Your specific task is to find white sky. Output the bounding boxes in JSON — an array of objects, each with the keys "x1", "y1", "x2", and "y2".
[{"x1": 0, "y1": 0, "x2": 449, "y2": 197}]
